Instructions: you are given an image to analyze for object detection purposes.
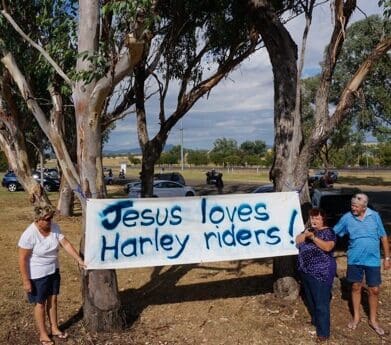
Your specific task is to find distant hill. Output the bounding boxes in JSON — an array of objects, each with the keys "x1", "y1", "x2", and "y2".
[
  {"x1": 103, "y1": 144, "x2": 174, "y2": 156},
  {"x1": 103, "y1": 147, "x2": 141, "y2": 155}
]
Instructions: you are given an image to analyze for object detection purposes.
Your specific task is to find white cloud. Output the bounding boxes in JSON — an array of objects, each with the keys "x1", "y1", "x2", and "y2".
[{"x1": 104, "y1": 1, "x2": 383, "y2": 152}]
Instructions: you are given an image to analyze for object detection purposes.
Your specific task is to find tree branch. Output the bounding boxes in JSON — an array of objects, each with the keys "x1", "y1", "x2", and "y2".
[
  {"x1": 329, "y1": 37, "x2": 391, "y2": 131},
  {"x1": 0, "y1": 9, "x2": 73, "y2": 86},
  {"x1": 1, "y1": 51, "x2": 81, "y2": 189}
]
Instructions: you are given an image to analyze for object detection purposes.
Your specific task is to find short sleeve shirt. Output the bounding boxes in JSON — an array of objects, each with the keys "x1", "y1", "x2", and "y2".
[
  {"x1": 18, "y1": 222, "x2": 64, "y2": 279},
  {"x1": 297, "y1": 228, "x2": 336, "y2": 285},
  {"x1": 333, "y1": 208, "x2": 386, "y2": 267}
]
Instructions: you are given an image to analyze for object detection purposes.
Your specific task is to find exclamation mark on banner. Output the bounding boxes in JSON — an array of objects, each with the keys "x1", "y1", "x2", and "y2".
[{"x1": 289, "y1": 209, "x2": 298, "y2": 244}]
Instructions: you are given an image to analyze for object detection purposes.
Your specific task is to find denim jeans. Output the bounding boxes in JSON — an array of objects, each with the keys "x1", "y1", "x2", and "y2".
[{"x1": 299, "y1": 271, "x2": 332, "y2": 338}]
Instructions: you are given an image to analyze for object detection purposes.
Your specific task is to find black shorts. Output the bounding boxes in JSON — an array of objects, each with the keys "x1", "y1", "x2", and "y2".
[{"x1": 28, "y1": 269, "x2": 61, "y2": 304}]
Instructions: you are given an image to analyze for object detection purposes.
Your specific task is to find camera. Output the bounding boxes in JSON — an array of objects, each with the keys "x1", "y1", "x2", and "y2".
[{"x1": 307, "y1": 227, "x2": 315, "y2": 233}]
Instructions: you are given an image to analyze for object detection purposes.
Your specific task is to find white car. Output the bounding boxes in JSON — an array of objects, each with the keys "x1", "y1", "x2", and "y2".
[
  {"x1": 124, "y1": 180, "x2": 142, "y2": 193},
  {"x1": 128, "y1": 180, "x2": 196, "y2": 198}
]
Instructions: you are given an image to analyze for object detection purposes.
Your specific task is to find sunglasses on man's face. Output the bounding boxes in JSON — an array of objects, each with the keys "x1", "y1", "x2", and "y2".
[{"x1": 41, "y1": 217, "x2": 53, "y2": 222}]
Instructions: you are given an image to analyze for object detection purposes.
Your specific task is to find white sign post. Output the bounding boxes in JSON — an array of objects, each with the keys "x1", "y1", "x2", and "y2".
[{"x1": 85, "y1": 192, "x2": 304, "y2": 269}]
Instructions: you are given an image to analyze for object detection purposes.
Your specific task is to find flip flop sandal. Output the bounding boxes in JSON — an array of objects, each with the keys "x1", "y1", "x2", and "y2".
[
  {"x1": 40, "y1": 340, "x2": 55, "y2": 345},
  {"x1": 347, "y1": 320, "x2": 359, "y2": 330},
  {"x1": 52, "y1": 331, "x2": 69, "y2": 339},
  {"x1": 369, "y1": 323, "x2": 385, "y2": 336}
]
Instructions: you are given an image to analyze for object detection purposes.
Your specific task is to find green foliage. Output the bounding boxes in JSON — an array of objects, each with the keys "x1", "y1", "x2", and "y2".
[
  {"x1": 155, "y1": 0, "x2": 257, "y2": 86},
  {"x1": 0, "y1": 151, "x2": 8, "y2": 171},
  {"x1": 240, "y1": 140, "x2": 267, "y2": 156},
  {"x1": 0, "y1": 1, "x2": 78, "y2": 166},
  {"x1": 208, "y1": 138, "x2": 270, "y2": 166},
  {"x1": 332, "y1": 15, "x2": 391, "y2": 141},
  {"x1": 73, "y1": 49, "x2": 109, "y2": 84},
  {"x1": 187, "y1": 150, "x2": 209, "y2": 166},
  {"x1": 377, "y1": 142, "x2": 391, "y2": 166},
  {"x1": 260, "y1": 149, "x2": 274, "y2": 168},
  {"x1": 128, "y1": 154, "x2": 141, "y2": 164},
  {"x1": 378, "y1": 0, "x2": 391, "y2": 18},
  {"x1": 157, "y1": 151, "x2": 178, "y2": 164},
  {"x1": 209, "y1": 151, "x2": 225, "y2": 165},
  {"x1": 211, "y1": 137, "x2": 238, "y2": 156},
  {"x1": 225, "y1": 154, "x2": 242, "y2": 166},
  {"x1": 243, "y1": 154, "x2": 262, "y2": 166}
]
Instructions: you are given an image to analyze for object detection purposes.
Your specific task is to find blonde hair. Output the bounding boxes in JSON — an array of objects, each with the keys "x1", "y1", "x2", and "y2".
[{"x1": 351, "y1": 193, "x2": 368, "y2": 207}]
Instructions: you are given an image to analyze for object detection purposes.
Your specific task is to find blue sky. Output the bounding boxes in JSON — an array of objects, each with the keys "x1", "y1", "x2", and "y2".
[{"x1": 104, "y1": 1, "x2": 382, "y2": 152}]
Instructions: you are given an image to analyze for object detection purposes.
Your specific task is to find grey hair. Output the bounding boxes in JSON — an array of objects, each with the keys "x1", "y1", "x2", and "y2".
[{"x1": 351, "y1": 193, "x2": 368, "y2": 207}]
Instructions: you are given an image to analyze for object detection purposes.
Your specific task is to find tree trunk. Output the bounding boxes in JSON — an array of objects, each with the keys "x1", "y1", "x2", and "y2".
[
  {"x1": 73, "y1": 0, "x2": 123, "y2": 330},
  {"x1": 248, "y1": 2, "x2": 303, "y2": 299},
  {"x1": 57, "y1": 177, "x2": 74, "y2": 216},
  {"x1": 81, "y1": 269, "x2": 124, "y2": 331},
  {"x1": 140, "y1": 141, "x2": 165, "y2": 197}
]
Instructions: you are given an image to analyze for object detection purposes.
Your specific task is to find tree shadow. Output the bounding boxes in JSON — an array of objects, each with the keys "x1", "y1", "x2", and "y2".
[
  {"x1": 60, "y1": 307, "x2": 83, "y2": 331},
  {"x1": 338, "y1": 176, "x2": 391, "y2": 187},
  {"x1": 340, "y1": 278, "x2": 371, "y2": 320},
  {"x1": 119, "y1": 260, "x2": 274, "y2": 327}
]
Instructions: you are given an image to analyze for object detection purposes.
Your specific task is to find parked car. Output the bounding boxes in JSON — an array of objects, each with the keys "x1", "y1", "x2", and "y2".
[
  {"x1": 311, "y1": 187, "x2": 360, "y2": 227},
  {"x1": 2, "y1": 171, "x2": 23, "y2": 192},
  {"x1": 2, "y1": 171, "x2": 60, "y2": 192},
  {"x1": 252, "y1": 184, "x2": 274, "y2": 193},
  {"x1": 311, "y1": 187, "x2": 362, "y2": 249},
  {"x1": 154, "y1": 172, "x2": 186, "y2": 186},
  {"x1": 124, "y1": 172, "x2": 187, "y2": 193},
  {"x1": 308, "y1": 169, "x2": 338, "y2": 186},
  {"x1": 128, "y1": 180, "x2": 195, "y2": 198},
  {"x1": 44, "y1": 168, "x2": 60, "y2": 179},
  {"x1": 123, "y1": 180, "x2": 141, "y2": 193}
]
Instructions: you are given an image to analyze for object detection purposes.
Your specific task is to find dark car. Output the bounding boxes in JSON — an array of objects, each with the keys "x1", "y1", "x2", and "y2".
[
  {"x1": 311, "y1": 187, "x2": 362, "y2": 249},
  {"x1": 311, "y1": 188, "x2": 361, "y2": 227},
  {"x1": 252, "y1": 184, "x2": 274, "y2": 193},
  {"x1": 308, "y1": 169, "x2": 338, "y2": 187},
  {"x1": 33, "y1": 172, "x2": 61, "y2": 192},
  {"x1": 2, "y1": 171, "x2": 60, "y2": 192},
  {"x1": 154, "y1": 172, "x2": 186, "y2": 186},
  {"x1": 2, "y1": 171, "x2": 23, "y2": 192}
]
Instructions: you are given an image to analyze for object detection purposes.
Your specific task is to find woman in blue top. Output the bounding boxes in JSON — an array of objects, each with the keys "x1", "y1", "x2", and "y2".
[{"x1": 296, "y1": 208, "x2": 336, "y2": 343}]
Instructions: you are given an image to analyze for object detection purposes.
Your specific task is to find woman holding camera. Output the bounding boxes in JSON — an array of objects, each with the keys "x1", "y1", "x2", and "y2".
[{"x1": 296, "y1": 208, "x2": 336, "y2": 343}]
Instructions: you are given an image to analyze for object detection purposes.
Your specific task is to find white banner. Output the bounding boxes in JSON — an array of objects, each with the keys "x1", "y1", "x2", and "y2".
[{"x1": 85, "y1": 192, "x2": 304, "y2": 269}]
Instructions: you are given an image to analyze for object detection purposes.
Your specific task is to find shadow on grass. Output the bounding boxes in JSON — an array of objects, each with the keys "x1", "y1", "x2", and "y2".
[
  {"x1": 338, "y1": 176, "x2": 391, "y2": 186},
  {"x1": 119, "y1": 259, "x2": 274, "y2": 327}
]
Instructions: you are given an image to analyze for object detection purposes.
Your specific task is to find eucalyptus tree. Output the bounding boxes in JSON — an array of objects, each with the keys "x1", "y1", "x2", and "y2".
[
  {"x1": 126, "y1": 0, "x2": 262, "y2": 196},
  {"x1": 304, "y1": 15, "x2": 391, "y2": 167},
  {"x1": 0, "y1": 0, "x2": 150, "y2": 331},
  {"x1": 0, "y1": 0, "x2": 58, "y2": 205},
  {"x1": 245, "y1": 0, "x2": 391, "y2": 297},
  {"x1": 331, "y1": 15, "x2": 391, "y2": 141},
  {"x1": 302, "y1": 76, "x2": 366, "y2": 168}
]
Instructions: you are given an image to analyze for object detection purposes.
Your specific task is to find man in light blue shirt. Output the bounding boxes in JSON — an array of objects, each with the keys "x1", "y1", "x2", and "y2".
[{"x1": 334, "y1": 193, "x2": 390, "y2": 336}]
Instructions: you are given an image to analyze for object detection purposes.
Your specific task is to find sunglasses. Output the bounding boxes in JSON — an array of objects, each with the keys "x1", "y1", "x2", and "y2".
[{"x1": 41, "y1": 217, "x2": 53, "y2": 222}]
